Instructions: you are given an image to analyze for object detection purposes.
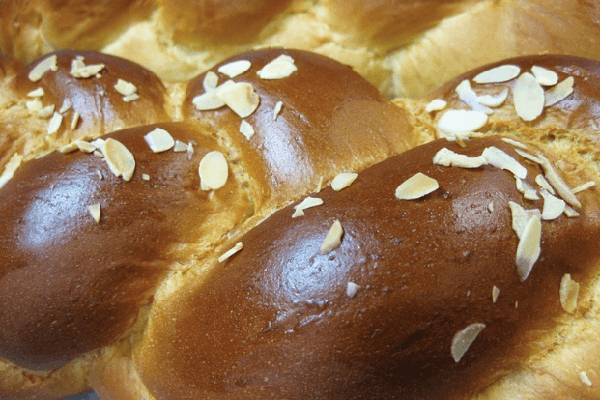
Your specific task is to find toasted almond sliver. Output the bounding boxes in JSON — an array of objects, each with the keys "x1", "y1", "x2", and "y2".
[
  {"x1": 425, "y1": 99, "x2": 447, "y2": 112},
  {"x1": 71, "y1": 59, "x2": 105, "y2": 78},
  {"x1": 540, "y1": 189, "x2": 566, "y2": 220},
  {"x1": 218, "y1": 242, "x2": 243, "y2": 263},
  {"x1": 559, "y1": 273, "x2": 580, "y2": 313},
  {"x1": 75, "y1": 140, "x2": 96, "y2": 153},
  {"x1": 27, "y1": 87, "x2": 44, "y2": 97},
  {"x1": 488, "y1": 202, "x2": 494, "y2": 213},
  {"x1": 239, "y1": 120, "x2": 255, "y2": 140},
  {"x1": 198, "y1": 151, "x2": 228, "y2": 190},
  {"x1": 144, "y1": 128, "x2": 175, "y2": 153},
  {"x1": 531, "y1": 65, "x2": 558, "y2": 86},
  {"x1": 535, "y1": 174, "x2": 556, "y2": 194},
  {"x1": 433, "y1": 148, "x2": 487, "y2": 168},
  {"x1": 257, "y1": 54, "x2": 297, "y2": 79},
  {"x1": 331, "y1": 172, "x2": 358, "y2": 191},
  {"x1": 217, "y1": 60, "x2": 251, "y2": 78},
  {"x1": 455, "y1": 80, "x2": 492, "y2": 114},
  {"x1": 28, "y1": 55, "x2": 58, "y2": 82},
  {"x1": 0, "y1": 154, "x2": 23, "y2": 188},
  {"x1": 173, "y1": 140, "x2": 187, "y2": 152},
  {"x1": 26, "y1": 98, "x2": 43, "y2": 112},
  {"x1": 516, "y1": 214, "x2": 541, "y2": 281},
  {"x1": 473, "y1": 65, "x2": 520, "y2": 84},
  {"x1": 545, "y1": 76, "x2": 574, "y2": 107},
  {"x1": 292, "y1": 196, "x2": 323, "y2": 218},
  {"x1": 203, "y1": 71, "x2": 219, "y2": 92},
  {"x1": 273, "y1": 101, "x2": 283, "y2": 120},
  {"x1": 451, "y1": 323, "x2": 486, "y2": 362},
  {"x1": 192, "y1": 90, "x2": 225, "y2": 110},
  {"x1": 515, "y1": 176, "x2": 539, "y2": 200},
  {"x1": 47, "y1": 112, "x2": 63, "y2": 134},
  {"x1": 513, "y1": 72, "x2": 545, "y2": 121},
  {"x1": 395, "y1": 172, "x2": 439, "y2": 200},
  {"x1": 87, "y1": 203, "x2": 101, "y2": 223},
  {"x1": 564, "y1": 205, "x2": 580, "y2": 217},
  {"x1": 501, "y1": 137, "x2": 528, "y2": 150},
  {"x1": 482, "y1": 146, "x2": 527, "y2": 179},
  {"x1": 216, "y1": 82, "x2": 260, "y2": 118},
  {"x1": 59, "y1": 99, "x2": 72, "y2": 114},
  {"x1": 508, "y1": 201, "x2": 541, "y2": 239},
  {"x1": 59, "y1": 143, "x2": 79, "y2": 154},
  {"x1": 320, "y1": 220, "x2": 344, "y2": 254},
  {"x1": 437, "y1": 109, "x2": 488, "y2": 136},
  {"x1": 102, "y1": 138, "x2": 136, "y2": 181}
]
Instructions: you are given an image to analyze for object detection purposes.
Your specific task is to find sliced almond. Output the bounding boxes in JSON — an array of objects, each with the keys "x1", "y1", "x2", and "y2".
[
  {"x1": 537, "y1": 154, "x2": 581, "y2": 208},
  {"x1": 516, "y1": 214, "x2": 541, "y2": 281},
  {"x1": 545, "y1": 77, "x2": 574, "y2": 107},
  {"x1": 513, "y1": 72, "x2": 545, "y2": 121},
  {"x1": 173, "y1": 140, "x2": 188, "y2": 152},
  {"x1": 292, "y1": 196, "x2": 323, "y2": 218},
  {"x1": 239, "y1": 120, "x2": 255, "y2": 139},
  {"x1": 187, "y1": 142, "x2": 194, "y2": 160},
  {"x1": 316, "y1": 176, "x2": 324, "y2": 193},
  {"x1": 144, "y1": 128, "x2": 175, "y2": 153},
  {"x1": 501, "y1": 137, "x2": 528, "y2": 150},
  {"x1": 28, "y1": 55, "x2": 58, "y2": 82},
  {"x1": 218, "y1": 242, "x2": 243, "y2": 262},
  {"x1": 0, "y1": 154, "x2": 23, "y2": 188},
  {"x1": 451, "y1": 323, "x2": 486, "y2": 362},
  {"x1": 433, "y1": 148, "x2": 487, "y2": 168},
  {"x1": 192, "y1": 90, "x2": 225, "y2": 110},
  {"x1": 395, "y1": 172, "x2": 439, "y2": 200},
  {"x1": 346, "y1": 282, "x2": 360, "y2": 298},
  {"x1": 488, "y1": 202, "x2": 494, "y2": 213},
  {"x1": 47, "y1": 112, "x2": 63, "y2": 134},
  {"x1": 114, "y1": 79, "x2": 138, "y2": 96},
  {"x1": 203, "y1": 71, "x2": 219, "y2": 91},
  {"x1": 59, "y1": 99, "x2": 72, "y2": 114},
  {"x1": 216, "y1": 81, "x2": 260, "y2": 118},
  {"x1": 473, "y1": 65, "x2": 520, "y2": 84},
  {"x1": 508, "y1": 201, "x2": 541, "y2": 239},
  {"x1": 455, "y1": 80, "x2": 492, "y2": 114},
  {"x1": 535, "y1": 174, "x2": 556, "y2": 194},
  {"x1": 217, "y1": 60, "x2": 251, "y2": 78},
  {"x1": 27, "y1": 87, "x2": 44, "y2": 97},
  {"x1": 38, "y1": 104, "x2": 56, "y2": 118},
  {"x1": 75, "y1": 140, "x2": 96, "y2": 153},
  {"x1": 71, "y1": 112, "x2": 80, "y2": 129},
  {"x1": 515, "y1": 176, "x2": 539, "y2": 200},
  {"x1": 102, "y1": 138, "x2": 136, "y2": 181},
  {"x1": 559, "y1": 273, "x2": 579, "y2": 313},
  {"x1": 87, "y1": 203, "x2": 101, "y2": 223},
  {"x1": 540, "y1": 189, "x2": 566, "y2": 220},
  {"x1": 425, "y1": 99, "x2": 447, "y2": 112},
  {"x1": 572, "y1": 181, "x2": 595, "y2": 194},
  {"x1": 320, "y1": 220, "x2": 344, "y2": 254},
  {"x1": 198, "y1": 151, "x2": 228, "y2": 190},
  {"x1": 142, "y1": 173, "x2": 150, "y2": 181},
  {"x1": 60, "y1": 143, "x2": 78, "y2": 153},
  {"x1": 476, "y1": 88, "x2": 509, "y2": 107},
  {"x1": 492, "y1": 286, "x2": 500, "y2": 303},
  {"x1": 70, "y1": 58, "x2": 105, "y2": 78},
  {"x1": 437, "y1": 109, "x2": 488, "y2": 136},
  {"x1": 580, "y1": 371, "x2": 593, "y2": 387},
  {"x1": 514, "y1": 148, "x2": 542, "y2": 165},
  {"x1": 331, "y1": 172, "x2": 358, "y2": 191},
  {"x1": 531, "y1": 65, "x2": 558, "y2": 86},
  {"x1": 257, "y1": 54, "x2": 297, "y2": 79},
  {"x1": 273, "y1": 101, "x2": 283, "y2": 120},
  {"x1": 482, "y1": 146, "x2": 527, "y2": 179},
  {"x1": 26, "y1": 98, "x2": 43, "y2": 112}
]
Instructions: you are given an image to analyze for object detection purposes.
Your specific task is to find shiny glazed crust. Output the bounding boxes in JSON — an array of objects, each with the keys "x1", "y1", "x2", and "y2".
[{"x1": 1, "y1": 47, "x2": 600, "y2": 399}]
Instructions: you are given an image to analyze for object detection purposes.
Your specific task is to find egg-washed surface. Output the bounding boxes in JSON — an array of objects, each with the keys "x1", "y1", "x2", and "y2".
[{"x1": 135, "y1": 135, "x2": 600, "y2": 399}]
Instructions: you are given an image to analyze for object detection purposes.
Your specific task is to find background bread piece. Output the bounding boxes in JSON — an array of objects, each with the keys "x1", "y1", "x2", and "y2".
[
  {"x1": 2, "y1": 1, "x2": 600, "y2": 98},
  {"x1": 129, "y1": 135, "x2": 600, "y2": 399},
  {"x1": 0, "y1": 48, "x2": 419, "y2": 399}
]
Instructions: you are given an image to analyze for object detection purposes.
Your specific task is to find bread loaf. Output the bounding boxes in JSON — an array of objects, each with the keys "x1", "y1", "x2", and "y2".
[
  {"x1": 2, "y1": 0, "x2": 600, "y2": 98},
  {"x1": 1, "y1": 35, "x2": 600, "y2": 400}
]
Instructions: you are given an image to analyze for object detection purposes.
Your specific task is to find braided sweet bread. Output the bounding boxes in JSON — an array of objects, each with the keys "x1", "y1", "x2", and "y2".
[{"x1": 1, "y1": 46, "x2": 600, "y2": 399}]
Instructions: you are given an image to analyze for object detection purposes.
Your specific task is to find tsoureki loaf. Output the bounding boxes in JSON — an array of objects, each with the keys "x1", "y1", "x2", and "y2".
[
  {"x1": 2, "y1": 0, "x2": 600, "y2": 98},
  {"x1": 1, "y1": 48, "x2": 600, "y2": 399}
]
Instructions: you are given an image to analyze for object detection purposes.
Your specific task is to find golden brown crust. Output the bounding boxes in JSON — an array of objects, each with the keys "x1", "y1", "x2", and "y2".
[{"x1": 135, "y1": 136, "x2": 600, "y2": 399}]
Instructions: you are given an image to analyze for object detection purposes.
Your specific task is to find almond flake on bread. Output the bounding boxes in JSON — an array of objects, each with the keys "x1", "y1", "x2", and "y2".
[
  {"x1": 0, "y1": 154, "x2": 23, "y2": 188},
  {"x1": 217, "y1": 60, "x2": 251, "y2": 78},
  {"x1": 216, "y1": 82, "x2": 260, "y2": 118},
  {"x1": 451, "y1": 323, "x2": 486, "y2": 362},
  {"x1": 545, "y1": 76, "x2": 574, "y2": 107},
  {"x1": 47, "y1": 112, "x2": 63, "y2": 134},
  {"x1": 87, "y1": 204, "x2": 101, "y2": 223},
  {"x1": 101, "y1": 138, "x2": 136, "y2": 181},
  {"x1": 481, "y1": 146, "x2": 527, "y2": 179},
  {"x1": 472, "y1": 64, "x2": 520, "y2": 84},
  {"x1": 292, "y1": 196, "x2": 324, "y2": 218},
  {"x1": 331, "y1": 172, "x2": 358, "y2": 191},
  {"x1": 540, "y1": 189, "x2": 566, "y2": 220},
  {"x1": 27, "y1": 88, "x2": 44, "y2": 97},
  {"x1": 559, "y1": 273, "x2": 579, "y2": 313},
  {"x1": 320, "y1": 220, "x2": 344, "y2": 254},
  {"x1": 425, "y1": 99, "x2": 447, "y2": 112},
  {"x1": 437, "y1": 109, "x2": 488, "y2": 137},
  {"x1": 218, "y1": 242, "x2": 243, "y2": 263},
  {"x1": 257, "y1": 54, "x2": 297, "y2": 79},
  {"x1": 395, "y1": 172, "x2": 439, "y2": 200},
  {"x1": 513, "y1": 72, "x2": 545, "y2": 121},
  {"x1": 28, "y1": 55, "x2": 58, "y2": 82},
  {"x1": 433, "y1": 148, "x2": 487, "y2": 168},
  {"x1": 476, "y1": 88, "x2": 509, "y2": 107},
  {"x1": 144, "y1": 128, "x2": 175, "y2": 153},
  {"x1": 239, "y1": 120, "x2": 255, "y2": 139},
  {"x1": 273, "y1": 101, "x2": 283, "y2": 120},
  {"x1": 203, "y1": 71, "x2": 219, "y2": 91},
  {"x1": 70, "y1": 58, "x2": 105, "y2": 78},
  {"x1": 531, "y1": 65, "x2": 558, "y2": 86},
  {"x1": 516, "y1": 213, "x2": 542, "y2": 281},
  {"x1": 346, "y1": 282, "x2": 360, "y2": 298},
  {"x1": 198, "y1": 151, "x2": 228, "y2": 190}
]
